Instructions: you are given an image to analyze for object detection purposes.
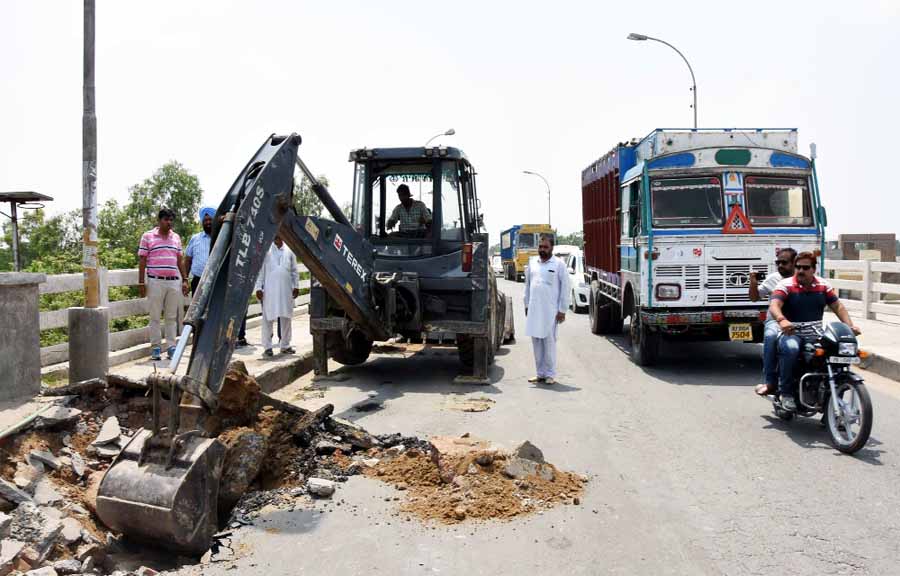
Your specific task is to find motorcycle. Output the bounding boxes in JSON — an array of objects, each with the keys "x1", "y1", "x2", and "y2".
[{"x1": 770, "y1": 321, "x2": 873, "y2": 454}]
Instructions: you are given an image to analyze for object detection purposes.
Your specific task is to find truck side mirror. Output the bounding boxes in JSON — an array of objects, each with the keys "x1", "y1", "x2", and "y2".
[{"x1": 817, "y1": 206, "x2": 828, "y2": 227}]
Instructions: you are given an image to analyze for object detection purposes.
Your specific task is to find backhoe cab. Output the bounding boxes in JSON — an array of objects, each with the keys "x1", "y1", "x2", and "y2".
[{"x1": 308, "y1": 146, "x2": 513, "y2": 380}]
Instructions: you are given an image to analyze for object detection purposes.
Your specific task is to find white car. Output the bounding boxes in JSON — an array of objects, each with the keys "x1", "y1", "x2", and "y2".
[
  {"x1": 491, "y1": 255, "x2": 504, "y2": 276},
  {"x1": 564, "y1": 250, "x2": 589, "y2": 313}
]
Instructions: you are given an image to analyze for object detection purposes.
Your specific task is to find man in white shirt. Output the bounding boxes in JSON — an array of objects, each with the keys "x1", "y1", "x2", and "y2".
[
  {"x1": 254, "y1": 236, "x2": 299, "y2": 357},
  {"x1": 749, "y1": 247, "x2": 796, "y2": 396},
  {"x1": 524, "y1": 234, "x2": 570, "y2": 385}
]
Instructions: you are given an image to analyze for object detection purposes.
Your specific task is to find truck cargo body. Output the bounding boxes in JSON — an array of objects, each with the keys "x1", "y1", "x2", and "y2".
[{"x1": 582, "y1": 129, "x2": 825, "y2": 365}]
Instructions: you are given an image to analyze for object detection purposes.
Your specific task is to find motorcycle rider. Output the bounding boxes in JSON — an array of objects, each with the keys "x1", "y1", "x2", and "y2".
[
  {"x1": 769, "y1": 251, "x2": 860, "y2": 412},
  {"x1": 751, "y1": 247, "x2": 796, "y2": 396}
]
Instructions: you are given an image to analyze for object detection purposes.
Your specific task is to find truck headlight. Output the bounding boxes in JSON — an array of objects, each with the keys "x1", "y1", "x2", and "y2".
[
  {"x1": 838, "y1": 342, "x2": 858, "y2": 356},
  {"x1": 655, "y1": 284, "x2": 681, "y2": 300}
]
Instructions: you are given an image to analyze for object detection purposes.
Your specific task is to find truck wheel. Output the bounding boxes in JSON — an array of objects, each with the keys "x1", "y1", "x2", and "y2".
[
  {"x1": 328, "y1": 331, "x2": 373, "y2": 366},
  {"x1": 629, "y1": 311, "x2": 659, "y2": 366}
]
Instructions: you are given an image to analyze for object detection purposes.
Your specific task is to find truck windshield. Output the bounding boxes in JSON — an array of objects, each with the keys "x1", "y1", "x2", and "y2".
[
  {"x1": 517, "y1": 234, "x2": 537, "y2": 248},
  {"x1": 744, "y1": 176, "x2": 813, "y2": 226},
  {"x1": 651, "y1": 177, "x2": 723, "y2": 227}
]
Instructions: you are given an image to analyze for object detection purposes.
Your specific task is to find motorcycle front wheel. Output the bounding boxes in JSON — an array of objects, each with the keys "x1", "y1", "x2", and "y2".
[{"x1": 826, "y1": 382, "x2": 873, "y2": 454}]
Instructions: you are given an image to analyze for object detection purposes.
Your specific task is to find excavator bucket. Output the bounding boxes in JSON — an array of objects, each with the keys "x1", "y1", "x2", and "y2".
[{"x1": 96, "y1": 428, "x2": 225, "y2": 555}]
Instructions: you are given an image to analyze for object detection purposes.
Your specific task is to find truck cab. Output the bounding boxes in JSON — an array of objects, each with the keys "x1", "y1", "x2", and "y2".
[
  {"x1": 500, "y1": 223, "x2": 555, "y2": 281},
  {"x1": 583, "y1": 129, "x2": 825, "y2": 365}
]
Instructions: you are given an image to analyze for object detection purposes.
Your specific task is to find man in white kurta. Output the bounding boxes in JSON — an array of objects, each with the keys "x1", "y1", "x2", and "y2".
[
  {"x1": 524, "y1": 235, "x2": 570, "y2": 384},
  {"x1": 254, "y1": 236, "x2": 299, "y2": 356}
]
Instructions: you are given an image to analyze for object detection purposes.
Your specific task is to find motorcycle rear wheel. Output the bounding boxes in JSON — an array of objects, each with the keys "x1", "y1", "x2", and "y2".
[{"x1": 826, "y1": 382, "x2": 873, "y2": 454}]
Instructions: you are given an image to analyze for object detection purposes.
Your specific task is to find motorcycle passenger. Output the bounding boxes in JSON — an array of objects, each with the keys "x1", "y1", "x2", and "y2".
[
  {"x1": 751, "y1": 248, "x2": 796, "y2": 396},
  {"x1": 769, "y1": 251, "x2": 860, "y2": 412}
]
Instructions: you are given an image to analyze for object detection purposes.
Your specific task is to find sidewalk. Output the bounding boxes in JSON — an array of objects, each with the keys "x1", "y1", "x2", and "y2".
[
  {"x1": 109, "y1": 309, "x2": 315, "y2": 392},
  {"x1": 828, "y1": 311, "x2": 900, "y2": 382}
]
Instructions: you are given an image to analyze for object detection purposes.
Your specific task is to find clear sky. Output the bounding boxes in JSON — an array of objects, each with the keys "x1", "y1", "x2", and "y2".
[{"x1": 2, "y1": 0, "x2": 898, "y2": 243}]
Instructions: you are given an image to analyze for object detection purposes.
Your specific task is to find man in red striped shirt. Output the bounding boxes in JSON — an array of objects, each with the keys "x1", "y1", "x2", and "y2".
[{"x1": 138, "y1": 208, "x2": 189, "y2": 361}]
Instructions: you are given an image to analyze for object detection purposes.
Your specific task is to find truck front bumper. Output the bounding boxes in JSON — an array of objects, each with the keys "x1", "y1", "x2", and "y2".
[{"x1": 640, "y1": 308, "x2": 768, "y2": 327}]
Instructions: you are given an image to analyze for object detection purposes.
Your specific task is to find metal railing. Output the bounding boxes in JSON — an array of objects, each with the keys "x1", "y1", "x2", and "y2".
[
  {"x1": 39, "y1": 267, "x2": 310, "y2": 366},
  {"x1": 826, "y1": 259, "x2": 900, "y2": 321}
]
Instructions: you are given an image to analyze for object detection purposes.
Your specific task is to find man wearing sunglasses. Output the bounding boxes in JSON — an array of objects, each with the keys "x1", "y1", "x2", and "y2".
[
  {"x1": 750, "y1": 248, "x2": 796, "y2": 396},
  {"x1": 769, "y1": 251, "x2": 860, "y2": 412}
]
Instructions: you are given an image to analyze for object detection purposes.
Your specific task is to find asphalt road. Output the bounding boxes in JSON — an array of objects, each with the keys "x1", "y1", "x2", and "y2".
[{"x1": 183, "y1": 278, "x2": 900, "y2": 575}]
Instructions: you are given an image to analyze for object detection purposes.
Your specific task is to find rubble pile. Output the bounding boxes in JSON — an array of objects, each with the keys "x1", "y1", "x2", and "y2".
[{"x1": 364, "y1": 436, "x2": 586, "y2": 523}]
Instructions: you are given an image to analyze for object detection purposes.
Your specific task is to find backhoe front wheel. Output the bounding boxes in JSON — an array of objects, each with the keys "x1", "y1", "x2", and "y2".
[{"x1": 328, "y1": 330, "x2": 373, "y2": 366}]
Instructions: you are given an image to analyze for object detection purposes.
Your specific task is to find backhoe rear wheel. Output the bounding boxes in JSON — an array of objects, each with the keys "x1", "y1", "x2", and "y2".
[{"x1": 328, "y1": 331, "x2": 373, "y2": 366}]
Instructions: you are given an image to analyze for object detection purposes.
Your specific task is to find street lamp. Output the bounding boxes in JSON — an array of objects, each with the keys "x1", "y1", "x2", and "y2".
[
  {"x1": 627, "y1": 32, "x2": 698, "y2": 129},
  {"x1": 522, "y1": 170, "x2": 551, "y2": 226},
  {"x1": 424, "y1": 128, "x2": 455, "y2": 146}
]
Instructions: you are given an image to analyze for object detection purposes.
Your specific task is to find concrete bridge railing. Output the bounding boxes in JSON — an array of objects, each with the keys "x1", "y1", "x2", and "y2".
[
  {"x1": 826, "y1": 259, "x2": 900, "y2": 321},
  {"x1": 34, "y1": 267, "x2": 310, "y2": 367}
]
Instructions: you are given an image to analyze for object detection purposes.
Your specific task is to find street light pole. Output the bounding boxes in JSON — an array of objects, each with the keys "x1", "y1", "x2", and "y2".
[
  {"x1": 627, "y1": 33, "x2": 697, "y2": 129},
  {"x1": 424, "y1": 128, "x2": 455, "y2": 147},
  {"x1": 83, "y1": 0, "x2": 100, "y2": 307},
  {"x1": 522, "y1": 170, "x2": 551, "y2": 226}
]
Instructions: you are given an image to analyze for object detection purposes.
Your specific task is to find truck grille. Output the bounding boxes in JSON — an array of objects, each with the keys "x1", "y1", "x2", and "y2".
[
  {"x1": 656, "y1": 265, "x2": 702, "y2": 291},
  {"x1": 706, "y1": 264, "x2": 769, "y2": 304}
]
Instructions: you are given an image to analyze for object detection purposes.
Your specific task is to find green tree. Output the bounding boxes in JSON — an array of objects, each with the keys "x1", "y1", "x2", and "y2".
[
  {"x1": 126, "y1": 161, "x2": 203, "y2": 243},
  {"x1": 556, "y1": 231, "x2": 584, "y2": 249},
  {"x1": 292, "y1": 174, "x2": 330, "y2": 217}
]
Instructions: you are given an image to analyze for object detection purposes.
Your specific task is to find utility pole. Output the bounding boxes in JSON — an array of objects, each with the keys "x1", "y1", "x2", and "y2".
[
  {"x1": 69, "y1": 0, "x2": 109, "y2": 383},
  {"x1": 83, "y1": 0, "x2": 99, "y2": 307}
]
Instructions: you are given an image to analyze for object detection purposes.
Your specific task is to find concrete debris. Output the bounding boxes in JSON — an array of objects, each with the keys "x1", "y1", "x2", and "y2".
[
  {"x1": 10, "y1": 504, "x2": 62, "y2": 562},
  {"x1": 289, "y1": 404, "x2": 334, "y2": 444},
  {"x1": 79, "y1": 555, "x2": 94, "y2": 573},
  {"x1": 502, "y1": 457, "x2": 555, "y2": 482},
  {"x1": 385, "y1": 445, "x2": 406, "y2": 457},
  {"x1": 75, "y1": 543, "x2": 105, "y2": 564},
  {"x1": 315, "y1": 440, "x2": 352, "y2": 455},
  {"x1": 91, "y1": 417, "x2": 121, "y2": 446},
  {"x1": 0, "y1": 479, "x2": 33, "y2": 507},
  {"x1": 69, "y1": 453, "x2": 86, "y2": 478},
  {"x1": 135, "y1": 566, "x2": 160, "y2": 576},
  {"x1": 27, "y1": 451, "x2": 61, "y2": 472},
  {"x1": 0, "y1": 514, "x2": 10, "y2": 539},
  {"x1": 218, "y1": 429, "x2": 268, "y2": 510},
  {"x1": 307, "y1": 478, "x2": 336, "y2": 498},
  {"x1": 89, "y1": 443, "x2": 121, "y2": 460},
  {"x1": 51, "y1": 558, "x2": 82, "y2": 575},
  {"x1": 12, "y1": 463, "x2": 44, "y2": 493},
  {"x1": 0, "y1": 539, "x2": 25, "y2": 573},
  {"x1": 31, "y1": 481, "x2": 63, "y2": 507},
  {"x1": 24, "y1": 566, "x2": 58, "y2": 576},
  {"x1": 514, "y1": 441, "x2": 545, "y2": 463},
  {"x1": 58, "y1": 519, "x2": 82, "y2": 546},
  {"x1": 32, "y1": 407, "x2": 82, "y2": 430},
  {"x1": 324, "y1": 418, "x2": 379, "y2": 450},
  {"x1": 362, "y1": 458, "x2": 380, "y2": 468}
]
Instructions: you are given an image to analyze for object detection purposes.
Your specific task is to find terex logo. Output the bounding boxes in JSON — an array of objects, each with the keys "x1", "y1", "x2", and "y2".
[
  {"x1": 332, "y1": 233, "x2": 368, "y2": 283},
  {"x1": 333, "y1": 234, "x2": 343, "y2": 252}
]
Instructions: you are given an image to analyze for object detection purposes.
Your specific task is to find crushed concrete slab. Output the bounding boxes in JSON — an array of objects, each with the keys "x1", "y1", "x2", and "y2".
[
  {"x1": 91, "y1": 416, "x2": 121, "y2": 446},
  {"x1": 59, "y1": 518, "x2": 82, "y2": 546},
  {"x1": 32, "y1": 480, "x2": 63, "y2": 507},
  {"x1": 218, "y1": 429, "x2": 268, "y2": 509},
  {"x1": 0, "y1": 514, "x2": 10, "y2": 539},
  {"x1": 514, "y1": 441, "x2": 545, "y2": 463},
  {"x1": 69, "y1": 453, "x2": 86, "y2": 478},
  {"x1": 52, "y1": 558, "x2": 82, "y2": 574},
  {"x1": 9, "y1": 504, "x2": 62, "y2": 562},
  {"x1": 25, "y1": 566, "x2": 58, "y2": 576},
  {"x1": 307, "y1": 478, "x2": 336, "y2": 498},
  {"x1": 503, "y1": 457, "x2": 555, "y2": 482},
  {"x1": 0, "y1": 479, "x2": 33, "y2": 506},
  {"x1": 12, "y1": 463, "x2": 44, "y2": 493},
  {"x1": 32, "y1": 407, "x2": 82, "y2": 430},
  {"x1": 315, "y1": 440, "x2": 352, "y2": 455},
  {"x1": 0, "y1": 538, "x2": 25, "y2": 568},
  {"x1": 27, "y1": 451, "x2": 61, "y2": 471}
]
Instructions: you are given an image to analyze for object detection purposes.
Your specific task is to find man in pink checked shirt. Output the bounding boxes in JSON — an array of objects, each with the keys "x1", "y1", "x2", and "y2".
[{"x1": 138, "y1": 208, "x2": 189, "y2": 361}]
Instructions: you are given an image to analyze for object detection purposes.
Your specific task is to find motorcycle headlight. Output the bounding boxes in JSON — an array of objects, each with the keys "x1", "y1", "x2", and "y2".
[{"x1": 838, "y1": 342, "x2": 858, "y2": 356}]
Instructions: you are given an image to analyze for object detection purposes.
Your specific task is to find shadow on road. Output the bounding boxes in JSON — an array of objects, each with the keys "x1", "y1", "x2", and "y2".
[
  {"x1": 760, "y1": 414, "x2": 886, "y2": 465},
  {"x1": 316, "y1": 346, "x2": 505, "y2": 423},
  {"x1": 603, "y1": 332, "x2": 763, "y2": 387}
]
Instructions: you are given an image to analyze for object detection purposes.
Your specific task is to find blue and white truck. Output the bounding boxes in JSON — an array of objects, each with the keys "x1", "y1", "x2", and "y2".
[{"x1": 581, "y1": 128, "x2": 826, "y2": 365}]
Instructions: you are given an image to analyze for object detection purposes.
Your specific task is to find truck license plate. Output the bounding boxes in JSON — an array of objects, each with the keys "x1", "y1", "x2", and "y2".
[{"x1": 729, "y1": 323, "x2": 753, "y2": 342}]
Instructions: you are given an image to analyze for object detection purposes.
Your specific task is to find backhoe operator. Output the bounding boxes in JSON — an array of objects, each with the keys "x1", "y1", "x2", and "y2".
[{"x1": 386, "y1": 184, "x2": 431, "y2": 237}]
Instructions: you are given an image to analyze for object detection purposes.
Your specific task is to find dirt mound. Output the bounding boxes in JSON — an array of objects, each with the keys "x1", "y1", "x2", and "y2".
[{"x1": 365, "y1": 437, "x2": 586, "y2": 524}]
